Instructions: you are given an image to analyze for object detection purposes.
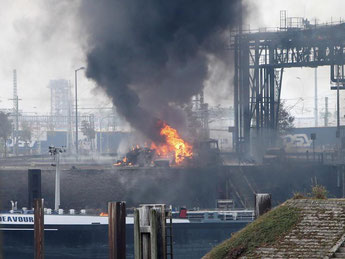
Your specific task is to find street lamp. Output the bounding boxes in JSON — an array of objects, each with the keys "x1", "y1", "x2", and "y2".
[
  {"x1": 49, "y1": 146, "x2": 66, "y2": 211},
  {"x1": 75, "y1": 66, "x2": 85, "y2": 156}
]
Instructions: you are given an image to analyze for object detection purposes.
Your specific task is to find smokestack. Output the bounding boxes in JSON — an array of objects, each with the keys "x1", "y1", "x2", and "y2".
[{"x1": 79, "y1": 0, "x2": 245, "y2": 141}]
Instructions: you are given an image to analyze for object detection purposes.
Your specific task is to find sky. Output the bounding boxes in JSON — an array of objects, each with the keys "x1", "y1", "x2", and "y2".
[
  {"x1": 0, "y1": 0, "x2": 344, "y2": 126},
  {"x1": 0, "y1": 0, "x2": 111, "y2": 115}
]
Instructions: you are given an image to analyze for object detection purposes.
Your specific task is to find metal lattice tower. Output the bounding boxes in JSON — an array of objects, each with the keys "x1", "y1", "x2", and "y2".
[
  {"x1": 48, "y1": 79, "x2": 70, "y2": 117},
  {"x1": 12, "y1": 69, "x2": 19, "y2": 155},
  {"x1": 13, "y1": 70, "x2": 17, "y2": 115},
  {"x1": 232, "y1": 17, "x2": 345, "y2": 155},
  {"x1": 186, "y1": 91, "x2": 209, "y2": 140}
]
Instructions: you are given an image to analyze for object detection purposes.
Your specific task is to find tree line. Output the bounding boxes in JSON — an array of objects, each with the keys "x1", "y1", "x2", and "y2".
[{"x1": 0, "y1": 111, "x2": 32, "y2": 157}]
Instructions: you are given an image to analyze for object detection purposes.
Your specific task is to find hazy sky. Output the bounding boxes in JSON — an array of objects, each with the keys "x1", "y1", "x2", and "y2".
[
  {"x1": 0, "y1": 0, "x2": 110, "y2": 115},
  {"x1": 0, "y1": 0, "x2": 344, "y2": 123}
]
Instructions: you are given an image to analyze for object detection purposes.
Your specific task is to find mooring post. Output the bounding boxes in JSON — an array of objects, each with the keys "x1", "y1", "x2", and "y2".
[
  {"x1": 28, "y1": 169, "x2": 42, "y2": 209},
  {"x1": 254, "y1": 193, "x2": 272, "y2": 218},
  {"x1": 134, "y1": 209, "x2": 141, "y2": 259},
  {"x1": 34, "y1": 198, "x2": 44, "y2": 259},
  {"x1": 150, "y1": 209, "x2": 158, "y2": 259},
  {"x1": 108, "y1": 201, "x2": 126, "y2": 259},
  {"x1": 134, "y1": 204, "x2": 167, "y2": 259},
  {"x1": 141, "y1": 205, "x2": 150, "y2": 259}
]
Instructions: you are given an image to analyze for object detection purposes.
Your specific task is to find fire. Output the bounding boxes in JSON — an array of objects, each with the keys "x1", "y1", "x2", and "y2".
[
  {"x1": 114, "y1": 121, "x2": 193, "y2": 167},
  {"x1": 151, "y1": 122, "x2": 193, "y2": 164},
  {"x1": 114, "y1": 156, "x2": 128, "y2": 166}
]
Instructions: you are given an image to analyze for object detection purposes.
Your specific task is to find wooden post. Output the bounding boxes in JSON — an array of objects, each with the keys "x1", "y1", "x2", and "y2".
[
  {"x1": 108, "y1": 201, "x2": 126, "y2": 259},
  {"x1": 134, "y1": 209, "x2": 141, "y2": 259},
  {"x1": 158, "y1": 208, "x2": 166, "y2": 258},
  {"x1": 150, "y1": 209, "x2": 157, "y2": 259},
  {"x1": 254, "y1": 193, "x2": 272, "y2": 218},
  {"x1": 140, "y1": 206, "x2": 150, "y2": 259},
  {"x1": 34, "y1": 198, "x2": 44, "y2": 259},
  {"x1": 133, "y1": 204, "x2": 167, "y2": 259},
  {"x1": 119, "y1": 202, "x2": 126, "y2": 258},
  {"x1": 28, "y1": 169, "x2": 41, "y2": 209}
]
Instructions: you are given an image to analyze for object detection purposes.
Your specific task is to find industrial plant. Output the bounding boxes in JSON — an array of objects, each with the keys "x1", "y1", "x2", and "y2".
[{"x1": 1, "y1": 1, "x2": 345, "y2": 258}]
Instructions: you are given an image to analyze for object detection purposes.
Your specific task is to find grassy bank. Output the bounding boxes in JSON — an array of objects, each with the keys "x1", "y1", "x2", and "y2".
[{"x1": 203, "y1": 204, "x2": 301, "y2": 259}]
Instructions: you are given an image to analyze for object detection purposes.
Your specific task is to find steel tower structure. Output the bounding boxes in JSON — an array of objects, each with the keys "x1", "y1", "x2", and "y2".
[{"x1": 233, "y1": 13, "x2": 345, "y2": 154}]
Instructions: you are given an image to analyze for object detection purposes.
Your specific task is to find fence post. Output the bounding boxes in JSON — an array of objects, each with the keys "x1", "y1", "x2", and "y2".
[
  {"x1": 108, "y1": 201, "x2": 126, "y2": 259},
  {"x1": 34, "y1": 198, "x2": 44, "y2": 259}
]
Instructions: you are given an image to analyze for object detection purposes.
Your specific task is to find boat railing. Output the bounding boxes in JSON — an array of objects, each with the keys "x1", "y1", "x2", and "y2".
[{"x1": 186, "y1": 210, "x2": 255, "y2": 222}]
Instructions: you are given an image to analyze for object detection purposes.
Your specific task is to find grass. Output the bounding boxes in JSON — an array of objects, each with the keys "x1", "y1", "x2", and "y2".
[
  {"x1": 292, "y1": 185, "x2": 328, "y2": 200},
  {"x1": 292, "y1": 192, "x2": 306, "y2": 199},
  {"x1": 203, "y1": 204, "x2": 301, "y2": 259},
  {"x1": 311, "y1": 185, "x2": 328, "y2": 199}
]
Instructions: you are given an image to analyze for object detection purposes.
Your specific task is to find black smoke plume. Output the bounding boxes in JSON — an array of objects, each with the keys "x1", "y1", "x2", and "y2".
[{"x1": 79, "y1": 0, "x2": 243, "y2": 142}]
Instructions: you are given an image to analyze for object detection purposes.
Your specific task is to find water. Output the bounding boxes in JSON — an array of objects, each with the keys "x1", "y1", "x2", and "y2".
[{"x1": 1, "y1": 222, "x2": 249, "y2": 259}]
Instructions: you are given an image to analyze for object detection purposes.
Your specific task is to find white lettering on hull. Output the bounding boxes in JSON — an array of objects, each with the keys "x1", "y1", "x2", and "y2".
[{"x1": 0, "y1": 216, "x2": 34, "y2": 223}]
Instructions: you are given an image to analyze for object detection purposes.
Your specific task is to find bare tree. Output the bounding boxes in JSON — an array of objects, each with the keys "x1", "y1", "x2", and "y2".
[
  {"x1": 0, "y1": 112, "x2": 12, "y2": 157},
  {"x1": 278, "y1": 101, "x2": 295, "y2": 135},
  {"x1": 81, "y1": 120, "x2": 96, "y2": 151},
  {"x1": 19, "y1": 121, "x2": 32, "y2": 154}
]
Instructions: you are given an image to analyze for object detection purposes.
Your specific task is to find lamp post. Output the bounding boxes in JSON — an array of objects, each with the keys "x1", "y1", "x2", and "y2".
[
  {"x1": 49, "y1": 146, "x2": 66, "y2": 211},
  {"x1": 75, "y1": 66, "x2": 85, "y2": 156}
]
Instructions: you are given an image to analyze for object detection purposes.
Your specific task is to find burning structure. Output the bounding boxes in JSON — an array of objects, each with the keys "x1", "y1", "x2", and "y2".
[
  {"x1": 116, "y1": 120, "x2": 194, "y2": 167},
  {"x1": 115, "y1": 120, "x2": 222, "y2": 167},
  {"x1": 115, "y1": 146, "x2": 155, "y2": 167},
  {"x1": 151, "y1": 121, "x2": 193, "y2": 164},
  {"x1": 79, "y1": 0, "x2": 244, "y2": 158}
]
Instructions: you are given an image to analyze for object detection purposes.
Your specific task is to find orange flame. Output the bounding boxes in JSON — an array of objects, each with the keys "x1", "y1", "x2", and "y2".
[
  {"x1": 114, "y1": 156, "x2": 128, "y2": 166},
  {"x1": 151, "y1": 122, "x2": 192, "y2": 164}
]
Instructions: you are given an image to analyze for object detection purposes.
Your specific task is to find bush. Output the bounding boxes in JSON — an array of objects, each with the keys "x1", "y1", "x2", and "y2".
[{"x1": 312, "y1": 185, "x2": 327, "y2": 199}]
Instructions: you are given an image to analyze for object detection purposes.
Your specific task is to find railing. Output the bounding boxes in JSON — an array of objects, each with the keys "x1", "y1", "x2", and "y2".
[{"x1": 186, "y1": 210, "x2": 255, "y2": 222}]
